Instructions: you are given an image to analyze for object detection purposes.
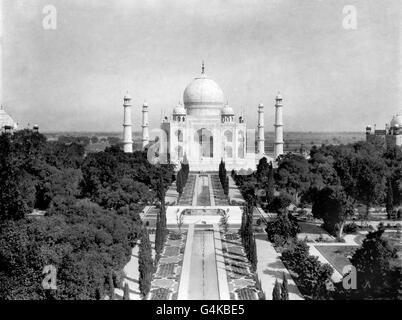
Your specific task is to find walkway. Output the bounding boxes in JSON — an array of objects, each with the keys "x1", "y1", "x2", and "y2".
[
  {"x1": 255, "y1": 234, "x2": 304, "y2": 300},
  {"x1": 177, "y1": 175, "x2": 196, "y2": 206},
  {"x1": 228, "y1": 175, "x2": 245, "y2": 205},
  {"x1": 115, "y1": 234, "x2": 156, "y2": 300},
  {"x1": 165, "y1": 181, "x2": 179, "y2": 205},
  {"x1": 196, "y1": 175, "x2": 211, "y2": 206},
  {"x1": 210, "y1": 175, "x2": 230, "y2": 205}
]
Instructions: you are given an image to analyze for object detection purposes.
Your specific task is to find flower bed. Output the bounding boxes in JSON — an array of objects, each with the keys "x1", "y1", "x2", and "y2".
[
  {"x1": 220, "y1": 231, "x2": 263, "y2": 300},
  {"x1": 149, "y1": 231, "x2": 187, "y2": 300}
]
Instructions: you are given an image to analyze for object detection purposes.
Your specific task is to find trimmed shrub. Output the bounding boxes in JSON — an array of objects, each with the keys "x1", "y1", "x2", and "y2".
[
  {"x1": 123, "y1": 283, "x2": 130, "y2": 300},
  {"x1": 281, "y1": 272, "x2": 289, "y2": 300},
  {"x1": 272, "y1": 279, "x2": 281, "y2": 300}
]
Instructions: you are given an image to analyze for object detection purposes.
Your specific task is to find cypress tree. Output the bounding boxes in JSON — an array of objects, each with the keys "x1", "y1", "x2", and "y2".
[
  {"x1": 157, "y1": 175, "x2": 167, "y2": 232},
  {"x1": 281, "y1": 272, "x2": 289, "y2": 300},
  {"x1": 385, "y1": 178, "x2": 394, "y2": 219},
  {"x1": 272, "y1": 279, "x2": 281, "y2": 300},
  {"x1": 224, "y1": 176, "x2": 229, "y2": 196},
  {"x1": 108, "y1": 270, "x2": 115, "y2": 300},
  {"x1": 123, "y1": 283, "x2": 130, "y2": 300},
  {"x1": 176, "y1": 170, "x2": 183, "y2": 195},
  {"x1": 250, "y1": 236, "x2": 258, "y2": 272},
  {"x1": 155, "y1": 210, "x2": 163, "y2": 263},
  {"x1": 266, "y1": 162, "x2": 275, "y2": 205},
  {"x1": 219, "y1": 159, "x2": 224, "y2": 185},
  {"x1": 139, "y1": 227, "x2": 153, "y2": 297},
  {"x1": 240, "y1": 205, "x2": 246, "y2": 241}
]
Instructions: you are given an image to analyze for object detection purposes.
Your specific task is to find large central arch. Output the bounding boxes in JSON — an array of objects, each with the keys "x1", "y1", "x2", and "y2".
[{"x1": 196, "y1": 128, "x2": 213, "y2": 158}]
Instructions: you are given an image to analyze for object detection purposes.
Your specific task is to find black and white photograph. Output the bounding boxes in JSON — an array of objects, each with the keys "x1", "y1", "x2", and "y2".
[{"x1": 0, "y1": 0, "x2": 401, "y2": 308}]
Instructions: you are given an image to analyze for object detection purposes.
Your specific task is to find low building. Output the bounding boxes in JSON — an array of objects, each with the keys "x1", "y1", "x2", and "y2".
[
  {"x1": 0, "y1": 106, "x2": 18, "y2": 132},
  {"x1": 366, "y1": 113, "x2": 402, "y2": 148}
]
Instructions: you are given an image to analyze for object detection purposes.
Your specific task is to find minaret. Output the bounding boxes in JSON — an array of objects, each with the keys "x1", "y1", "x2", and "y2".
[
  {"x1": 122, "y1": 93, "x2": 133, "y2": 153},
  {"x1": 257, "y1": 103, "x2": 265, "y2": 154},
  {"x1": 274, "y1": 93, "x2": 284, "y2": 158},
  {"x1": 0, "y1": 0, "x2": 3, "y2": 108},
  {"x1": 142, "y1": 101, "x2": 149, "y2": 149}
]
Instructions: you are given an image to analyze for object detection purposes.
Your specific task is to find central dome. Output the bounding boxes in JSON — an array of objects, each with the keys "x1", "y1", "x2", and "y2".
[{"x1": 183, "y1": 72, "x2": 224, "y2": 117}]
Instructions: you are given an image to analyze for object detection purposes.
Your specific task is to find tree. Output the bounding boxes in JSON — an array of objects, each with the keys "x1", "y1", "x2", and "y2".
[
  {"x1": 219, "y1": 209, "x2": 230, "y2": 234},
  {"x1": 281, "y1": 272, "x2": 289, "y2": 300},
  {"x1": 91, "y1": 136, "x2": 99, "y2": 144},
  {"x1": 349, "y1": 229, "x2": 400, "y2": 299},
  {"x1": 241, "y1": 203, "x2": 254, "y2": 255},
  {"x1": 224, "y1": 176, "x2": 229, "y2": 196},
  {"x1": 268, "y1": 192, "x2": 293, "y2": 214},
  {"x1": 219, "y1": 159, "x2": 227, "y2": 189},
  {"x1": 0, "y1": 134, "x2": 31, "y2": 221},
  {"x1": 281, "y1": 240, "x2": 332, "y2": 299},
  {"x1": 176, "y1": 170, "x2": 183, "y2": 196},
  {"x1": 312, "y1": 186, "x2": 355, "y2": 238},
  {"x1": 249, "y1": 236, "x2": 258, "y2": 272},
  {"x1": 265, "y1": 163, "x2": 275, "y2": 205},
  {"x1": 385, "y1": 178, "x2": 394, "y2": 219},
  {"x1": 272, "y1": 279, "x2": 281, "y2": 300},
  {"x1": 176, "y1": 210, "x2": 184, "y2": 233},
  {"x1": 265, "y1": 213, "x2": 300, "y2": 243},
  {"x1": 355, "y1": 155, "x2": 387, "y2": 219},
  {"x1": 123, "y1": 283, "x2": 130, "y2": 300},
  {"x1": 108, "y1": 270, "x2": 115, "y2": 300},
  {"x1": 154, "y1": 210, "x2": 163, "y2": 263},
  {"x1": 156, "y1": 175, "x2": 167, "y2": 235},
  {"x1": 281, "y1": 240, "x2": 310, "y2": 274},
  {"x1": 383, "y1": 146, "x2": 402, "y2": 208},
  {"x1": 138, "y1": 227, "x2": 153, "y2": 297},
  {"x1": 256, "y1": 157, "x2": 270, "y2": 185},
  {"x1": 275, "y1": 153, "x2": 311, "y2": 205}
]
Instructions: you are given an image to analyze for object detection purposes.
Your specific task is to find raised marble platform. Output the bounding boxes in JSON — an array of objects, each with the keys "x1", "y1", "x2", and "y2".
[{"x1": 166, "y1": 206, "x2": 242, "y2": 226}]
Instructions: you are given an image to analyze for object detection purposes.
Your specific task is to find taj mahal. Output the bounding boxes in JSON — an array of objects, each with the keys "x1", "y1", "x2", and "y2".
[{"x1": 121, "y1": 63, "x2": 285, "y2": 171}]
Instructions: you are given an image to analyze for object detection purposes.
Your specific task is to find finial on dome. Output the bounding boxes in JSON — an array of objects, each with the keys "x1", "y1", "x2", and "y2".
[
  {"x1": 124, "y1": 91, "x2": 131, "y2": 100},
  {"x1": 201, "y1": 60, "x2": 205, "y2": 74}
]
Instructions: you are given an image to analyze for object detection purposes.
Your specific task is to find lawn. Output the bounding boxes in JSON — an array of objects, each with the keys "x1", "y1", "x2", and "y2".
[{"x1": 315, "y1": 246, "x2": 359, "y2": 274}]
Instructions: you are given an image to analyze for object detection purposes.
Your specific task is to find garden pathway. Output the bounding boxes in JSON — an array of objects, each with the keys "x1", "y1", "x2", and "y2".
[
  {"x1": 115, "y1": 234, "x2": 156, "y2": 300},
  {"x1": 254, "y1": 235, "x2": 304, "y2": 300},
  {"x1": 228, "y1": 175, "x2": 245, "y2": 204}
]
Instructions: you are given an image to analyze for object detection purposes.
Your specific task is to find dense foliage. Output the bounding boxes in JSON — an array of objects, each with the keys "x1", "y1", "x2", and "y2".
[
  {"x1": 265, "y1": 213, "x2": 300, "y2": 244},
  {"x1": 233, "y1": 139, "x2": 401, "y2": 300},
  {"x1": 333, "y1": 228, "x2": 401, "y2": 300},
  {"x1": 0, "y1": 130, "x2": 174, "y2": 300},
  {"x1": 240, "y1": 204, "x2": 258, "y2": 271},
  {"x1": 312, "y1": 186, "x2": 355, "y2": 237},
  {"x1": 176, "y1": 155, "x2": 189, "y2": 197},
  {"x1": 219, "y1": 159, "x2": 229, "y2": 195},
  {"x1": 281, "y1": 240, "x2": 333, "y2": 299},
  {"x1": 138, "y1": 227, "x2": 153, "y2": 297}
]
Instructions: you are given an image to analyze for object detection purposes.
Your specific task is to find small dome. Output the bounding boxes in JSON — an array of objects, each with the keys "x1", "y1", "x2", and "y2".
[
  {"x1": 276, "y1": 92, "x2": 283, "y2": 100},
  {"x1": 173, "y1": 103, "x2": 186, "y2": 115},
  {"x1": 390, "y1": 113, "x2": 402, "y2": 128},
  {"x1": 124, "y1": 93, "x2": 131, "y2": 100},
  {"x1": 222, "y1": 104, "x2": 234, "y2": 115},
  {"x1": 0, "y1": 108, "x2": 18, "y2": 129}
]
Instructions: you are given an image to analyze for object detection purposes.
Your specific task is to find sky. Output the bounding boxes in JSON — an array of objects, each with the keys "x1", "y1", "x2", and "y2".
[{"x1": 1, "y1": 0, "x2": 401, "y2": 132}]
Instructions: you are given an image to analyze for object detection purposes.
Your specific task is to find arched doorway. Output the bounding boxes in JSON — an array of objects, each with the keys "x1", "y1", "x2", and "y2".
[{"x1": 196, "y1": 128, "x2": 213, "y2": 158}]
